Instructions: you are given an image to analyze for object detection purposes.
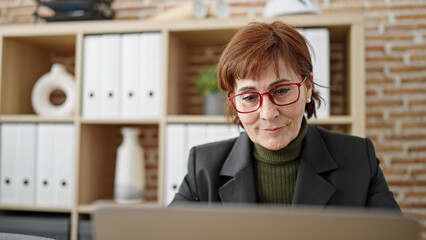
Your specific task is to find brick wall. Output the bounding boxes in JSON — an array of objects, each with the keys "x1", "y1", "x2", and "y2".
[{"x1": 1, "y1": 0, "x2": 425, "y2": 238}]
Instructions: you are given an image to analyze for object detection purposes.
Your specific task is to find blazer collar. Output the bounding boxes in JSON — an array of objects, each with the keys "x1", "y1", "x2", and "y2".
[
  {"x1": 292, "y1": 125, "x2": 337, "y2": 206},
  {"x1": 219, "y1": 132, "x2": 257, "y2": 203},
  {"x1": 218, "y1": 125, "x2": 338, "y2": 206}
]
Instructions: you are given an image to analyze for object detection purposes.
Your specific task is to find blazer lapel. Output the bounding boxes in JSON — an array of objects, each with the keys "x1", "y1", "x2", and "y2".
[
  {"x1": 292, "y1": 125, "x2": 337, "y2": 206},
  {"x1": 218, "y1": 132, "x2": 257, "y2": 204}
]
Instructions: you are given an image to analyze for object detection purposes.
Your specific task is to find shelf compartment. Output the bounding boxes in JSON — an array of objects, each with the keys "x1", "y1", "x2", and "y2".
[
  {"x1": 167, "y1": 29, "x2": 234, "y2": 116},
  {"x1": 167, "y1": 26, "x2": 349, "y2": 118},
  {"x1": 1, "y1": 35, "x2": 76, "y2": 115},
  {"x1": 78, "y1": 123, "x2": 159, "y2": 205}
]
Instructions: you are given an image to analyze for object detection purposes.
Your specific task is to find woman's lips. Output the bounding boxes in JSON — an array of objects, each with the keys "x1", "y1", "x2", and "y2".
[{"x1": 262, "y1": 126, "x2": 285, "y2": 133}]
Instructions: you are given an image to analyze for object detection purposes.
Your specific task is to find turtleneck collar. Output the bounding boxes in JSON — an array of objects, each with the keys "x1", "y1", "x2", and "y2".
[{"x1": 253, "y1": 117, "x2": 308, "y2": 165}]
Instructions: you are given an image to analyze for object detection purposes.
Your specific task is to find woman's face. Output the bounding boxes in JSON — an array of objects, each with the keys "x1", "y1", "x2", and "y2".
[{"x1": 235, "y1": 64, "x2": 312, "y2": 150}]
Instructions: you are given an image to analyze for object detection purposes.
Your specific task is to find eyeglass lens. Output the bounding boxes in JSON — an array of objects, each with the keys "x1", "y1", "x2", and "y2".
[{"x1": 233, "y1": 84, "x2": 300, "y2": 113}]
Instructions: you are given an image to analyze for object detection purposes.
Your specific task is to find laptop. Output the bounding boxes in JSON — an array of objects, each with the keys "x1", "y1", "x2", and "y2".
[{"x1": 92, "y1": 203, "x2": 420, "y2": 240}]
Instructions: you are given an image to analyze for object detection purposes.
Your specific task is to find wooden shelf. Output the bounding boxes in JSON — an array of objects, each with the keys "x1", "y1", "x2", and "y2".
[
  {"x1": 0, "y1": 114, "x2": 75, "y2": 123},
  {"x1": 80, "y1": 118, "x2": 160, "y2": 125},
  {"x1": 77, "y1": 201, "x2": 161, "y2": 214},
  {"x1": 0, "y1": 204, "x2": 72, "y2": 213},
  {"x1": 166, "y1": 115, "x2": 227, "y2": 124}
]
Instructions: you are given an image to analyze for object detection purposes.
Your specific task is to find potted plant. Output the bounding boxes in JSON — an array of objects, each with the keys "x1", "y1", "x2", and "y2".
[{"x1": 196, "y1": 64, "x2": 225, "y2": 115}]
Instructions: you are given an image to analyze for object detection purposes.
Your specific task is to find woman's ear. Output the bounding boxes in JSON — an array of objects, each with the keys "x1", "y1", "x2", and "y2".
[{"x1": 304, "y1": 72, "x2": 313, "y2": 99}]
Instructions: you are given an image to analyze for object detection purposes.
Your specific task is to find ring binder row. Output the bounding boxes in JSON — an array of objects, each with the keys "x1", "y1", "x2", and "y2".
[
  {"x1": 297, "y1": 28, "x2": 330, "y2": 119},
  {"x1": 164, "y1": 123, "x2": 243, "y2": 206},
  {"x1": 0, "y1": 123, "x2": 75, "y2": 207},
  {"x1": 82, "y1": 32, "x2": 162, "y2": 119}
]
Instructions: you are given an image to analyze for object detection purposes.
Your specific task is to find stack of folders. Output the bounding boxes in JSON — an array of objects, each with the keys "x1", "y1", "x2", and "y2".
[
  {"x1": 0, "y1": 214, "x2": 70, "y2": 240},
  {"x1": 298, "y1": 28, "x2": 330, "y2": 119},
  {"x1": 0, "y1": 123, "x2": 75, "y2": 207},
  {"x1": 164, "y1": 123, "x2": 243, "y2": 205},
  {"x1": 82, "y1": 32, "x2": 162, "y2": 119}
]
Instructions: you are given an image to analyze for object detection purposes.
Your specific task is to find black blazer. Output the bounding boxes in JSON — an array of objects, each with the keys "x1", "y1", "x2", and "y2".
[{"x1": 171, "y1": 125, "x2": 400, "y2": 211}]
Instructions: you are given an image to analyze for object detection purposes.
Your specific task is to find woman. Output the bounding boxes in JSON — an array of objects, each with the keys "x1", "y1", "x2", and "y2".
[{"x1": 171, "y1": 21, "x2": 400, "y2": 210}]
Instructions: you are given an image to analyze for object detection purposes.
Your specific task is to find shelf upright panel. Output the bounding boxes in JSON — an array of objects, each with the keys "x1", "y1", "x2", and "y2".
[{"x1": 349, "y1": 22, "x2": 366, "y2": 138}]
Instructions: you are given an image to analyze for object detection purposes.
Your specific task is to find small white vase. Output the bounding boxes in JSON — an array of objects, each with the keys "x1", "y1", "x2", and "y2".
[{"x1": 114, "y1": 127, "x2": 145, "y2": 203}]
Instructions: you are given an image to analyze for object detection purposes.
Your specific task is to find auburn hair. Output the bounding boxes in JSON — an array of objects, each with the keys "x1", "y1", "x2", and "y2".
[{"x1": 217, "y1": 21, "x2": 321, "y2": 125}]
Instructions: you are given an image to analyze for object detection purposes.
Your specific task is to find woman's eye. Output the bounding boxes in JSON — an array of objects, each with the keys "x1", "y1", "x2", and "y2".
[
  {"x1": 241, "y1": 94, "x2": 259, "y2": 102},
  {"x1": 274, "y1": 87, "x2": 291, "y2": 95}
]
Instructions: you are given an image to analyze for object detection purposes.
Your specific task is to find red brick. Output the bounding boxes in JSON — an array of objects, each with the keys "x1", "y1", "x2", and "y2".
[
  {"x1": 386, "y1": 134, "x2": 426, "y2": 141},
  {"x1": 410, "y1": 99, "x2": 426, "y2": 107},
  {"x1": 367, "y1": 99, "x2": 403, "y2": 107},
  {"x1": 230, "y1": 1, "x2": 265, "y2": 7},
  {"x1": 409, "y1": 146, "x2": 426, "y2": 153},
  {"x1": 382, "y1": 168, "x2": 406, "y2": 176},
  {"x1": 369, "y1": 4, "x2": 426, "y2": 11},
  {"x1": 402, "y1": 122, "x2": 426, "y2": 129},
  {"x1": 366, "y1": 122, "x2": 394, "y2": 129},
  {"x1": 390, "y1": 111, "x2": 426, "y2": 119},
  {"x1": 366, "y1": 89, "x2": 377, "y2": 96},
  {"x1": 365, "y1": 15, "x2": 387, "y2": 22},
  {"x1": 387, "y1": 180, "x2": 426, "y2": 187},
  {"x1": 385, "y1": 24, "x2": 426, "y2": 32},
  {"x1": 392, "y1": 44, "x2": 426, "y2": 52},
  {"x1": 396, "y1": 13, "x2": 426, "y2": 21},
  {"x1": 405, "y1": 191, "x2": 426, "y2": 198},
  {"x1": 366, "y1": 77, "x2": 394, "y2": 84},
  {"x1": 375, "y1": 145, "x2": 403, "y2": 153},
  {"x1": 389, "y1": 66, "x2": 426, "y2": 73},
  {"x1": 365, "y1": 45, "x2": 384, "y2": 52},
  {"x1": 365, "y1": 26, "x2": 379, "y2": 32},
  {"x1": 366, "y1": 56, "x2": 402, "y2": 63},
  {"x1": 411, "y1": 55, "x2": 426, "y2": 61},
  {"x1": 401, "y1": 77, "x2": 426, "y2": 84},
  {"x1": 384, "y1": 88, "x2": 426, "y2": 95},
  {"x1": 366, "y1": 111, "x2": 384, "y2": 119},
  {"x1": 323, "y1": 6, "x2": 365, "y2": 13},
  {"x1": 366, "y1": 66, "x2": 384, "y2": 73},
  {"x1": 366, "y1": 135, "x2": 378, "y2": 142},
  {"x1": 411, "y1": 169, "x2": 426, "y2": 177},
  {"x1": 392, "y1": 157, "x2": 426, "y2": 164},
  {"x1": 398, "y1": 203, "x2": 426, "y2": 209},
  {"x1": 366, "y1": 34, "x2": 413, "y2": 41},
  {"x1": 230, "y1": 12, "x2": 247, "y2": 18}
]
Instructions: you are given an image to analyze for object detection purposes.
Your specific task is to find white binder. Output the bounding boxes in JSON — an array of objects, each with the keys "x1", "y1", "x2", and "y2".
[
  {"x1": 100, "y1": 34, "x2": 121, "y2": 118},
  {"x1": 36, "y1": 123, "x2": 55, "y2": 206},
  {"x1": 164, "y1": 124, "x2": 186, "y2": 206},
  {"x1": 82, "y1": 35, "x2": 101, "y2": 118},
  {"x1": 16, "y1": 123, "x2": 37, "y2": 205},
  {"x1": 0, "y1": 123, "x2": 18, "y2": 204},
  {"x1": 207, "y1": 124, "x2": 241, "y2": 143},
  {"x1": 164, "y1": 123, "x2": 242, "y2": 205},
  {"x1": 140, "y1": 32, "x2": 162, "y2": 119},
  {"x1": 304, "y1": 28, "x2": 330, "y2": 118},
  {"x1": 53, "y1": 124, "x2": 75, "y2": 206},
  {"x1": 186, "y1": 124, "x2": 207, "y2": 160},
  {"x1": 120, "y1": 33, "x2": 141, "y2": 118}
]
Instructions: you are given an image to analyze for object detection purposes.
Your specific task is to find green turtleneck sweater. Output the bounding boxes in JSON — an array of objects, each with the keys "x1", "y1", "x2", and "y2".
[{"x1": 254, "y1": 118, "x2": 308, "y2": 204}]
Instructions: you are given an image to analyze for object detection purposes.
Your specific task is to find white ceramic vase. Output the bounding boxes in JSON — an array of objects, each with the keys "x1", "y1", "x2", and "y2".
[
  {"x1": 31, "y1": 63, "x2": 76, "y2": 117},
  {"x1": 114, "y1": 127, "x2": 145, "y2": 203}
]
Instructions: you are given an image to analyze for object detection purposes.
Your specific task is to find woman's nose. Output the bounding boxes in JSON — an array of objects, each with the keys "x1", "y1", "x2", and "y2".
[{"x1": 259, "y1": 94, "x2": 279, "y2": 120}]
